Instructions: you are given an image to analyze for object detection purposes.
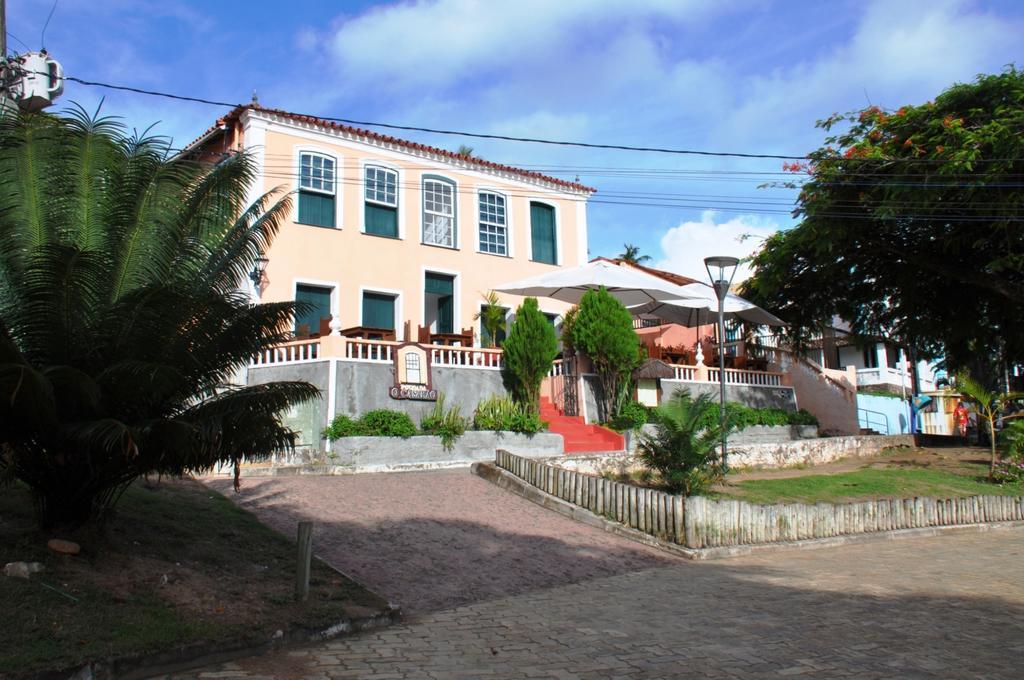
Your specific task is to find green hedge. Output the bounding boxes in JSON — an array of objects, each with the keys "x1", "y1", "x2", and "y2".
[
  {"x1": 693, "y1": 401, "x2": 819, "y2": 431},
  {"x1": 323, "y1": 409, "x2": 417, "y2": 439}
]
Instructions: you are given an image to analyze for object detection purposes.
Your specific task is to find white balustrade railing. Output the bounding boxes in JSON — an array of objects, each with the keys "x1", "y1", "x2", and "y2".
[
  {"x1": 673, "y1": 365, "x2": 697, "y2": 381},
  {"x1": 251, "y1": 339, "x2": 321, "y2": 366},
  {"x1": 668, "y1": 363, "x2": 784, "y2": 388},
  {"x1": 430, "y1": 346, "x2": 504, "y2": 369},
  {"x1": 345, "y1": 338, "x2": 394, "y2": 363},
  {"x1": 548, "y1": 359, "x2": 566, "y2": 377}
]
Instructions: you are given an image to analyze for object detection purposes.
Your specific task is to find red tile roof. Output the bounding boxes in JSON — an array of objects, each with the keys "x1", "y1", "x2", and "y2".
[
  {"x1": 591, "y1": 257, "x2": 702, "y2": 286},
  {"x1": 186, "y1": 105, "x2": 597, "y2": 195}
]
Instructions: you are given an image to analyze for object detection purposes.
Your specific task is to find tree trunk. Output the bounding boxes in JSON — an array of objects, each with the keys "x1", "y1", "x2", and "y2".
[{"x1": 989, "y1": 416, "x2": 998, "y2": 481}]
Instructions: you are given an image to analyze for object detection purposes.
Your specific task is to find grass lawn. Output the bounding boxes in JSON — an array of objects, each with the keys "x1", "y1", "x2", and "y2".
[
  {"x1": 718, "y1": 463, "x2": 1022, "y2": 505},
  {"x1": 0, "y1": 478, "x2": 388, "y2": 678}
]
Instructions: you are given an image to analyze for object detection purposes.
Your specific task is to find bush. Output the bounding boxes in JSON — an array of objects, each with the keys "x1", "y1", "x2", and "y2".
[
  {"x1": 323, "y1": 414, "x2": 366, "y2": 439},
  {"x1": 324, "y1": 409, "x2": 417, "y2": 439},
  {"x1": 501, "y1": 297, "x2": 559, "y2": 413},
  {"x1": 993, "y1": 460, "x2": 1024, "y2": 485},
  {"x1": 361, "y1": 409, "x2": 418, "y2": 437},
  {"x1": 473, "y1": 395, "x2": 543, "y2": 434},
  {"x1": 694, "y1": 402, "x2": 818, "y2": 431},
  {"x1": 610, "y1": 401, "x2": 648, "y2": 431},
  {"x1": 1001, "y1": 420, "x2": 1024, "y2": 462},
  {"x1": 572, "y1": 287, "x2": 642, "y2": 421},
  {"x1": 637, "y1": 390, "x2": 733, "y2": 496},
  {"x1": 420, "y1": 395, "x2": 470, "y2": 450}
]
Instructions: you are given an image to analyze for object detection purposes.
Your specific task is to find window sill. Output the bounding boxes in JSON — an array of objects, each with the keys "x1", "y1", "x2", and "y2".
[
  {"x1": 478, "y1": 250, "x2": 511, "y2": 258},
  {"x1": 530, "y1": 258, "x2": 559, "y2": 266},
  {"x1": 421, "y1": 241, "x2": 459, "y2": 251},
  {"x1": 362, "y1": 230, "x2": 402, "y2": 240},
  {"x1": 296, "y1": 221, "x2": 340, "y2": 230}
]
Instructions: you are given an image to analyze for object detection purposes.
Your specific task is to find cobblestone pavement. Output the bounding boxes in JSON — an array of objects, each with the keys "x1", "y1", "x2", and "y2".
[
  {"x1": 204, "y1": 471, "x2": 674, "y2": 614},
  {"x1": 180, "y1": 472, "x2": 1024, "y2": 679}
]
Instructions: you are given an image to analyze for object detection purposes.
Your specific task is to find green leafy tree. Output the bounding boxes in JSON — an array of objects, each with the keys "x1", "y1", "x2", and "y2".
[
  {"x1": 473, "y1": 290, "x2": 506, "y2": 348},
  {"x1": 743, "y1": 68, "x2": 1024, "y2": 379},
  {"x1": 618, "y1": 244, "x2": 651, "y2": 265},
  {"x1": 501, "y1": 297, "x2": 559, "y2": 414},
  {"x1": 0, "y1": 109, "x2": 317, "y2": 528},
  {"x1": 955, "y1": 374, "x2": 1023, "y2": 481},
  {"x1": 572, "y1": 287, "x2": 642, "y2": 422},
  {"x1": 637, "y1": 390, "x2": 734, "y2": 495}
]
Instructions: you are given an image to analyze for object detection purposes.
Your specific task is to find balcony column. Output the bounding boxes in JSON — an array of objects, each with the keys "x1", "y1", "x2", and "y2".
[{"x1": 875, "y1": 343, "x2": 888, "y2": 372}]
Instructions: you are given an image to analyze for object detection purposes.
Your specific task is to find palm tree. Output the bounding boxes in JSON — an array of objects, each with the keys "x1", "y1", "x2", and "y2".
[
  {"x1": 619, "y1": 243, "x2": 651, "y2": 265},
  {"x1": 636, "y1": 390, "x2": 733, "y2": 495},
  {"x1": 0, "y1": 108, "x2": 317, "y2": 528},
  {"x1": 955, "y1": 373, "x2": 1023, "y2": 481},
  {"x1": 473, "y1": 291, "x2": 506, "y2": 348}
]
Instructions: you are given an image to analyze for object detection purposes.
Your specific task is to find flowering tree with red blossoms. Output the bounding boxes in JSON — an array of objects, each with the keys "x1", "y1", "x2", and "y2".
[{"x1": 742, "y1": 67, "x2": 1024, "y2": 384}]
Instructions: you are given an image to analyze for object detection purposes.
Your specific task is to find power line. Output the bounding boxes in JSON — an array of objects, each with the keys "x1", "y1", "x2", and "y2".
[
  {"x1": 40, "y1": 72, "x2": 1024, "y2": 167},
  {"x1": 40, "y1": 0, "x2": 58, "y2": 50},
  {"x1": 58, "y1": 74, "x2": 810, "y2": 160}
]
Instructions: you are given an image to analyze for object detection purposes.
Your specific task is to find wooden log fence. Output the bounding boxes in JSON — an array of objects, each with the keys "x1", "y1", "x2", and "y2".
[
  {"x1": 494, "y1": 451, "x2": 1024, "y2": 550},
  {"x1": 496, "y1": 450, "x2": 684, "y2": 543}
]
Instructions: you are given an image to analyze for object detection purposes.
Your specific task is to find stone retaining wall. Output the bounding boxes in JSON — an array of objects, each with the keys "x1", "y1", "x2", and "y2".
[
  {"x1": 729, "y1": 433, "x2": 914, "y2": 468},
  {"x1": 557, "y1": 433, "x2": 912, "y2": 476},
  {"x1": 495, "y1": 450, "x2": 1024, "y2": 550}
]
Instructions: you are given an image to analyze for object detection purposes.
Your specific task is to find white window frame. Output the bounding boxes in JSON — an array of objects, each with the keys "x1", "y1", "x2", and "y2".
[
  {"x1": 476, "y1": 189, "x2": 510, "y2": 257},
  {"x1": 292, "y1": 277, "x2": 340, "y2": 333},
  {"x1": 293, "y1": 146, "x2": 342, "y2": 229},
  {"x1": 358, "y1": 285, "x2": 405, "y2": 340},
  {"x1": 421, "y1": 175, "x2": 458, "y2": 249},
  {"x1": 528, "y1": 198, "x2": 562, "y2": 266},
  {"x1": 359, "y1": 159, "x2": 405, "y2": 239},
  {"x1": 420, "y1": 266, "x2": 461, "y2": 332}
]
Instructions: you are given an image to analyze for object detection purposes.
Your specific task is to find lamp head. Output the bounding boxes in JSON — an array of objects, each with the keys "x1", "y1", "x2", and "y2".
[
  {"x1": 249, "y1": 256, "x2": 269, "y2": 285},
  {"x1": 704, "y1": 255, "x2": 739, "y2": 301}
]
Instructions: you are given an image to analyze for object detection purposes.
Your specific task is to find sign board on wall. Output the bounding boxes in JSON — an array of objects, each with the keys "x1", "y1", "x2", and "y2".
[{"x1": 390, "y1": 343, "x2": 438, "y2": 401}]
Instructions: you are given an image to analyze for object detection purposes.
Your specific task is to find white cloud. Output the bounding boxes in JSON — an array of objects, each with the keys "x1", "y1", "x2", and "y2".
[
  {"x1": 654, "y1": 211, "x2": 779, "y2": 283},
  {"x1": 326, "y1": 0, "x2": 724, "y2": 91}
]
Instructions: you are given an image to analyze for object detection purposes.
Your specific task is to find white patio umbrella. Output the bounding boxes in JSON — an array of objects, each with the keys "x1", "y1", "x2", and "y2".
[
  {"x1": 630, "y1": 282, "x2": 786, "y2": 327},
  {"x1": 493, "y1": 259, "x2": 699, "y2": 307}
]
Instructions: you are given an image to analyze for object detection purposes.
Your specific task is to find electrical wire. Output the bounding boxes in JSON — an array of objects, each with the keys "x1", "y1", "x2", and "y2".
[
  {"x1": 40, "y1": 0, "x2": 59, "y2": 50},
  {"x1": 38, "y1": 72, "x2": 1024, "y2": 169}
]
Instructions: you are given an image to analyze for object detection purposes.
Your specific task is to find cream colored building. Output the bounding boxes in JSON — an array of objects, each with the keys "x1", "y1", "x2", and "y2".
[{"x1": 188, "y1": 105, "x2": 594, "y2": 345}]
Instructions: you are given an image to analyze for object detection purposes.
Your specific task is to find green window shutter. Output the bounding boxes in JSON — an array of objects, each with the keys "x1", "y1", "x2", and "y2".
[
  {"x1": 365, "y1": 204, "x2": 398, "y2": 237},
  {"x1": 295, "y1": 284, "x2": 332, "y2": 334},
  {"x1": 437, "y1": 295, "x2": 454, "y2": 334},
  {"x1": 530, "y1": 202, "x2": 556, "y2": 264},
  {"x1": 298, "y1": 191, "x2": 336, "y2": 228},
  {"x1": 424, "y1": 272, "x2": 454, "y2": 296},
  {"x1": 362, "y1": 293, "x2": 396, "y2": 330}
]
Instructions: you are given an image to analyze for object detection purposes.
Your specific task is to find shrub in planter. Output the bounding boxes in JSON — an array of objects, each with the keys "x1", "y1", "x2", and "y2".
[
  {"x1": 610, "y1": 401, "x2": 648, "y2": 431},
  {"x1": 420, "y1": 395, "x2": 470, "y2": 450},
  {"x1": 358, "y1": 410, "x2": 417, "y2": 437},
  {"x1": 323, "y1": 414, "x2": 366, "y2": 439},
  {"x1": 473, "y1": 395, "x2": 543, "y2": 434}
]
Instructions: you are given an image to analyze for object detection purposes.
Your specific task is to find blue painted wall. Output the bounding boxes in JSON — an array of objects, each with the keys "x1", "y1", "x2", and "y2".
[{"x1": 857, "y1": 394, "x2": 912, "y2": 434}]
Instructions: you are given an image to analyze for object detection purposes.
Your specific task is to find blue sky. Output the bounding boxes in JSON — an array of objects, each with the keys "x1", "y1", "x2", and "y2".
[{"x1": 9, "y1": 0, "x2": 1023, "y2": 280}]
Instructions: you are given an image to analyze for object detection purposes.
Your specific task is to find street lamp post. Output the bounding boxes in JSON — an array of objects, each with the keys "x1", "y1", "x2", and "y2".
[{"x1": 704, "y1": 256, "x2": 740, "y2": 469}]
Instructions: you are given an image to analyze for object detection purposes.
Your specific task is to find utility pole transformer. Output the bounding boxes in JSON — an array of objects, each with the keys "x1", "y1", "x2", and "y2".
[{"x1": 1, "y1": 0, "x2": 65, "y2": 115}]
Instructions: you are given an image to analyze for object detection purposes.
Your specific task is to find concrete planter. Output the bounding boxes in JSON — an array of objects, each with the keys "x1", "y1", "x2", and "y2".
[{"x1": 325, "y1": 431, "x2": 564, "y2": 472}]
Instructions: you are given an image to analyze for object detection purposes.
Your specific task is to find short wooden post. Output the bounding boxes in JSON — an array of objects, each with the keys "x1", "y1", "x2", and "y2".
[{"x1": 296, "y1": 521, "x2": 313, "y2": 602}]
